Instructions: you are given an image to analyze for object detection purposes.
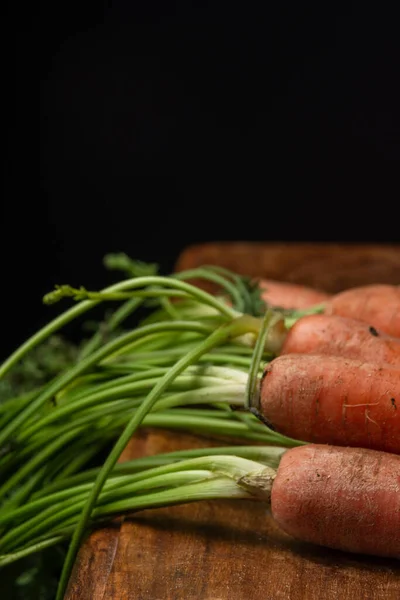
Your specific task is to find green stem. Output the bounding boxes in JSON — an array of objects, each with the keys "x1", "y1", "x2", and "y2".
[
  {"x1": 0, "y1": 275, "x2": 237, "y2": 382},
  {"x1": 49, "y1": 288, "x2": 193, "y2": 302},
  {"x1": 140, "y1": 413, "x2": 292, "y2": 443},
  {"x1": 159, "y1": 295, "x2": 180, "y2": 319},
  {"x1": 0, "y1": 466, "x2": 48, "y2": 514},
  {"x1": 0, "y1": 388, "x2": 40, "y2": 419},
  {"x1": 246, "y1": 309, "x2": 277, "y2": 409},
  {"x1": 200, "y1": 265, "x2": 255, "y2": 311},
  {"x1": 56, "y1": 366, "x2": 169, "y2": 404},
  {"x1": 174, "y1": 268, "x2": 245, "y2": 313},
  {"x1": 0, "y1": 536, "x2": 65, "y2": 567},
  {"x1": 283, "y1": 302, "x2": 327, "y2": 328},
  {"x1": 114, "y1": 347, "x2": 258, "y2": 369},
  {"x1": 152, "y1": 384, "x2": 246, "y2": 412},
  {"x1": 0, "y1": 428, "x2": 85, "y2": 502},
  {"x1": 78, "y1": 296, "x2": 144, "y2": 360}
]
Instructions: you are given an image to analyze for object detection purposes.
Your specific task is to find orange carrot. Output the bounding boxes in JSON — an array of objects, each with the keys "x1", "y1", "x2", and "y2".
[
  {"x1": 281, "y1": 313, "x2": 400, "y2": 368},
  {"x1": 271, "y1": 444, "x2": 400, "y2": 559},
  {"x1": 258, "y1": 279, "x2": 331, "y2": 310},
  {"x1": 325, "y1": 284, "x2": 400, "y2": 337},
  {"x1": 256, "y1": 354, "x2": 400, "y2": 454}
]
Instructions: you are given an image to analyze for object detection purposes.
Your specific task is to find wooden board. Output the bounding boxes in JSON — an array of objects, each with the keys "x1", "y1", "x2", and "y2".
[{"x1": 66, "y1": 242, "x2": 400, "y2": 600}]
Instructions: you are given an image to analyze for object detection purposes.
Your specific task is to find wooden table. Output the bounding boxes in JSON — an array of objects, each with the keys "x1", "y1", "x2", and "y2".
[{"x1": 66, "y1": 242, "x2": 400, "y2": 600}]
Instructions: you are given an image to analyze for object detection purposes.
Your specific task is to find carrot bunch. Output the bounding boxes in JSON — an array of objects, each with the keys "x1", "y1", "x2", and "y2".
[
  {"x1": 255, "y1": 280, "x2": 400, "y2": 454},
  {"x1": 1, "y1": 260, "x2": 399, "y2": 596},
  {"x1": 243, "y1": 281, "x2": 400, "y2": 561}
]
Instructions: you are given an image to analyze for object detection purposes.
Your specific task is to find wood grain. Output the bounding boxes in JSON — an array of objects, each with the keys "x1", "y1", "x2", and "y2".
[{"x1": 65, "y1": 242, "x2": 400, "y2": 600}]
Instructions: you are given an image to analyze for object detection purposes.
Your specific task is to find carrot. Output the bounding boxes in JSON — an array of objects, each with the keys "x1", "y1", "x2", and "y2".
[
  {"x1": 256, "y1": 353, "x2": 400, "y2": 454},
  {"x1": 325, "y1": 284, "x2": 400, "y2": 337},
  {"x1": 258, "y1": 279, "x2": 331, "y2": 310},
  {"x1": 281, "y1": 313, "x2": 400, "y2": 368},
  {"x1": 270, "y1": 444, "x2": 400, "y2": 559}
]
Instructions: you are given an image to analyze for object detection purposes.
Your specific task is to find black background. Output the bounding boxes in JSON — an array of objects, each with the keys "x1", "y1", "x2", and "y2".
[{"x1": 3, "y1": 2, "x2": 399, "y2": 356}]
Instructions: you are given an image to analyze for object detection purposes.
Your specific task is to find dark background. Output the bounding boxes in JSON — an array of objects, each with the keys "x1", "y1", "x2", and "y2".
[{"x1": 3, "y1": 2, "x2": 399, "y2": 356}]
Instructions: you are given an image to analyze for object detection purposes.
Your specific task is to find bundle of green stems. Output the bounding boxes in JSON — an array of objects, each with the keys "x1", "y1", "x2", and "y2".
[{"x1": 0, "y1": 257, "x2": 305, "y2": 599}]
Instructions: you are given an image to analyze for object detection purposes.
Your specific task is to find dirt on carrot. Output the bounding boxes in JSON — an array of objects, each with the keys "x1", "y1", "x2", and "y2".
[
  {"x1": 271, "y1": 444, "x2": 400, "y2": 559},
  {"x1": 257, "y1": 353, "x2": 400, "y2": 454}
]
